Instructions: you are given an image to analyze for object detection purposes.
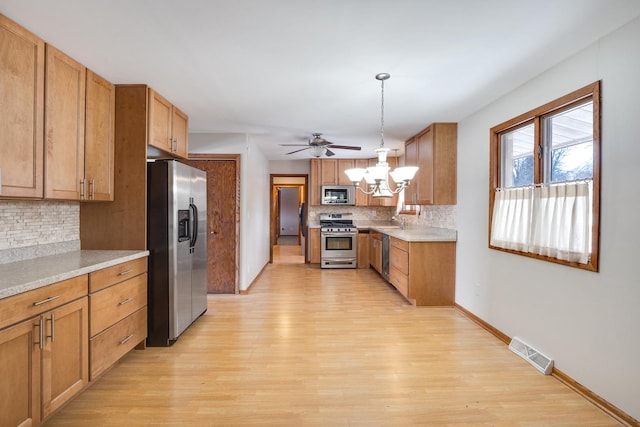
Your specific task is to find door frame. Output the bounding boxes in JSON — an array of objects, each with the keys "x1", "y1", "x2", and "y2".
[
  {"x1": 270, "y1": 174, "x2": 308, "y2": 263},
  {"x1": 187, "y1": 154, "x2": 241, "y2": 294}
]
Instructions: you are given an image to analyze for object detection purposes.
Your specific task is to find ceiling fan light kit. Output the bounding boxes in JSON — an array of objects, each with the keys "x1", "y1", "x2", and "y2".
[
  {"x1": 281, "y1": 132, "x2": 360, "y2": 157},
  {"x1": 345, "y1": 73, "x2": 419, "y2": 198}
]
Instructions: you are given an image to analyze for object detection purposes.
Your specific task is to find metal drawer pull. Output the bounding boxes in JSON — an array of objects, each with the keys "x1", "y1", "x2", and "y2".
[
  {"x1": 119, "y1": 334, "x2": 134, "y2": 345},
  {"x1": 33, "y1": 295, "x2": 60, "y2": 306},
  {"x1": 118, "y1": 269, "x2": 133, "y2": 276},
  {"x1": 47, "y1": 313, "x2": 55, "y2": 342},
  {"x1": 118, "y1": 297, "x2": 133, "y2": 306},
  {"x1": 38, "y1": 318, "x2": 44, "y2": 350}
]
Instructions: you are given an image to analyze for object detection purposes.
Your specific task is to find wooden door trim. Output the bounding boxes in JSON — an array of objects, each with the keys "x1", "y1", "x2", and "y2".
[
  {"x1": 188, "y1": 154, "x2": 240, "y2": 294},
  {"x1": 269, "y1": 174, "x2": 308, "y2": 263}
]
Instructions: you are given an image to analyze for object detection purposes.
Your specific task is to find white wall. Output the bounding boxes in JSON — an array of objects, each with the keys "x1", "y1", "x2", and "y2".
[
  {"x1": 456, "y1": 17, "x2": 640, "y2": 420},
  {"x1": 269, "y1": 160, "x2": 310, "y2": 175},
  {"x1": 190, "y1": 133, "x2": 270, "y2": 292}
]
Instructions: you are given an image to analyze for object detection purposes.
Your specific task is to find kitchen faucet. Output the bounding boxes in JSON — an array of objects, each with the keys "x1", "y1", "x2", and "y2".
[{"x1": 392, "y1": 216, "x2": 406, "y2": 230}]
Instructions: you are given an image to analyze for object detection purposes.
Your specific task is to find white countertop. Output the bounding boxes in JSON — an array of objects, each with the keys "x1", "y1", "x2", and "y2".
[
  {"x1": 0, "y1": 250, "x2": 149, "y2": 300},
  {"x1": 370, "y1": 226, "x2": 457, "y2": 242}
]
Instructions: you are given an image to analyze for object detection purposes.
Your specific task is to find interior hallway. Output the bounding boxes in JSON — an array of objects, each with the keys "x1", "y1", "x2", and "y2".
[{"x1": 44, "y1": 262, "x2": 620, "y2": 426}]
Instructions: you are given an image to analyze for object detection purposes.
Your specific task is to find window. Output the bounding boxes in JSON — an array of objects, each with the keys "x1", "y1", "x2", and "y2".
[{"x1": 489, "y1": 81, "x2": 600, "y2": 271}]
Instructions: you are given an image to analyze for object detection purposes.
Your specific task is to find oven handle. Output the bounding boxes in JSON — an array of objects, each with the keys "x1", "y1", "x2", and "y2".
[{"x1": 321, "y1": 232, "x2": 357, "y2": 237}]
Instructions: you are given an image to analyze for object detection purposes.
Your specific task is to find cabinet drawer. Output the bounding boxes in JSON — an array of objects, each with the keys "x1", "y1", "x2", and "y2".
[
  {"x1": 390, "y1": 237, "x2": 409, "y2": 251},
  {"x1": 90, "y1": 306, "x2": 147, "y2": 380},
  {"x1": 390, "y1": 246, "x2": 409, "y2": 275},
  {"x1": 89, "y1": 257, "x2": 147, "y2": 293},
  {"x1": 389, "y1": 266, "x2": 409, "y2": 298},
  {"x1": 90, "y1": 273, "x2": 147, "y2": 337},
  {"x1": 0, "y1": 275, "x2": 88, "y2": 330}
]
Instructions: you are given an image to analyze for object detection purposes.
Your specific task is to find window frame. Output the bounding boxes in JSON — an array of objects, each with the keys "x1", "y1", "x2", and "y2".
[{"x1": 488, "y1": 81, "x2": 601, "y2": 271}]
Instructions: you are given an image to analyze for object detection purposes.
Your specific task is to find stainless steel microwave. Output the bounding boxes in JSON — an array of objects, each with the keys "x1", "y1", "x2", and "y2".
[{"x1": 321, "y1": 185, "x2": 355, "y2": 205}]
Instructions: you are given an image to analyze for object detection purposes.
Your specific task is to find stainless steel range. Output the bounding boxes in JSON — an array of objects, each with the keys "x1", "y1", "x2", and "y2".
[{"x1": 319, "y1": 213, "x2": 357, "y2": 269}]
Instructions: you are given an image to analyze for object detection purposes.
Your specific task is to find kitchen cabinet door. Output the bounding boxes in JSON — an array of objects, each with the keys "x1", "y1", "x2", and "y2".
[
  {"x1": 84, "y1": 70, "x2": 115, "y2": 201},
  {"x1": 44, "y1": 44, "x2": 86, "y2": 200},
  {"x1": 354, "y1": 159, "x2": 369, "y2": 206},
  {"x1": 0, "y1": 317, "x2": 41, "y2": 427},
  {"x1": 404, "y1": 123, "x2": 457, "y2": 206},
  {"x1": 370, "y1": 232, "x2": 382, "y2": 272},
  {"x1": 415, "y1": 127, "x2": 434, "y2": 204},
  {"x1": 357, "y1": 232, "x2": 370, "y2": 269},
  {"x1": 148, "y1": 88, "x2": 173, "y2": 154},
  {"x1": 0, "y1": 15, "x2": 45, "y2": 199},
  {"x1": 337, "y1": 159, "x2": 354, "y2": 185},
  {"x1": 309, "y1": 159, "x2": 321, "y2": 205},
  {"x1": 41, "y1": 297, "x2": 89, "y2": 419},
  {"x1": 172, "y1": 106, "x2": 189, "y2": 158},
  {"x1": 309, "y1": 228, "x2": 321, "y2": 264},
  {"x1": 320, "y1": 159, "x2": 338, "y2": 185},
  {"x1": 403, "y1": 138, "x2": 418, "y2": 205}
]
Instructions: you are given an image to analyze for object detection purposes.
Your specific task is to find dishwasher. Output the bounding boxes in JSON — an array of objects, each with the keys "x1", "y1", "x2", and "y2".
[{"x1": 381, "y1": 233, "x2": 390, "y2": 280}]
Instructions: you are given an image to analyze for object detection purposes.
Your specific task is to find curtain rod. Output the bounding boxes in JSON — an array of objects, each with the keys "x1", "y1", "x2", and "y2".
[{"x1": 495, "y1": 178, "x2": 592, "y2": 192}]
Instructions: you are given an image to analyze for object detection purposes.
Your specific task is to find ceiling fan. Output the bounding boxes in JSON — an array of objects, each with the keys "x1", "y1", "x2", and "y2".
[{"x1": 280, "y1": 133, "x2": 361, "y2": 157}]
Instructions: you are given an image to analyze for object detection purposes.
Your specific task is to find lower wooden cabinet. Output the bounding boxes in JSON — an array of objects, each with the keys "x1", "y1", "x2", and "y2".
[
  {"x1": 309, "y1": 228, "x2": 321, "y2": 264},
  {"x1": 371, "y1": 233, "x2": 455, "y2": 306},
  {"x1": 370, "y1": 231, "x2": 382, "y2": 273},
  {"x1": 389, "y1": 237, "x2": 455, "y2": 306},
  {"x1": 0, "y1": 255, "x2": 147, "y2": 426},
  {"x1": 88, "y1": 259, "x2": 148, "y2": 380},
  {"x1": 41, "y1": 297, "x2": 89, "y2": 419},
  {"x1": 357, "y1": 231, "x2": 370, "y2": 269},
  {"x1": 90, "y1": 307, "x2": 147, "y2": 379},
  {"x1": 0, "y1": 284, "x2": 89, "y2": 426},
  {"x1": 0, "y1": 317, "x2": 40, "y2": 427}
]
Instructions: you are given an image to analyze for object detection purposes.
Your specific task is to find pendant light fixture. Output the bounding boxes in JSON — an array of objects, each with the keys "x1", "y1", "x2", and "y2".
[{"x1": 344, "y1": 73, "x2": 419, "y2": 197}]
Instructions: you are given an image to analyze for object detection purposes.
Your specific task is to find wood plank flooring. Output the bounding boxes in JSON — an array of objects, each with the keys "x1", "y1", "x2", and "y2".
[{"x1": 44, "y1": 261, "x2": 620, "y2": 426}]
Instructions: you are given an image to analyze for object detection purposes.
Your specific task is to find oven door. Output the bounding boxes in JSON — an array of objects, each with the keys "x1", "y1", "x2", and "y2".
[{"x1": 320, "y1": 230, "x2": 357, "y2": 268}]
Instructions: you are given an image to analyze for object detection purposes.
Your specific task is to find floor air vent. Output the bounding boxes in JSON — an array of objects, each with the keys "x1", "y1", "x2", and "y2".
[{"x1": 509, "y1": 336, "x2": 554, "y2": 375}]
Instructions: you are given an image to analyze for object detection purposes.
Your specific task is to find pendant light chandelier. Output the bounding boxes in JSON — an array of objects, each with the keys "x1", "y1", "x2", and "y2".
[{"x1": 345, "y1": 73, "x2": 419, "y2": 198}]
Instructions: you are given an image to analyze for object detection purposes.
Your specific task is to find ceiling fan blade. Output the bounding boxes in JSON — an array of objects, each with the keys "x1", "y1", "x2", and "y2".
[
  {"x1": 286, "y1": 147, "x2": 311, "y2": 155},
  {"x1": 325, "y1": 149, "x2": 336, "y2": 157},
  {"x1": 327, "y1": 145, "x2": 361, "y2": 151},
  {"x1": 280, "y1": 144, "x2": 311, "y2": 147}
]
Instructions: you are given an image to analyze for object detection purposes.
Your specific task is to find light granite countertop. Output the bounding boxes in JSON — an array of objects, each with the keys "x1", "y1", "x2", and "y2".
[
  {"x1": 0, "y1": 250, "x2": 149, "y2": 300},
  {"x1": 369, "y1": 226, "x2": 457, "y2": 242}
]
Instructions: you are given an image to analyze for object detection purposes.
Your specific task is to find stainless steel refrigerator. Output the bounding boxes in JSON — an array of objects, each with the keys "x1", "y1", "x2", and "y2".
[{"x1": 147, "y1": 160, "x2": 208, "y2": 346}]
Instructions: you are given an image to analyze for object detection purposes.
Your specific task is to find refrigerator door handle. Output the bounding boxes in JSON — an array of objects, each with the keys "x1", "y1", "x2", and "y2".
[{"x1": 189, "y1": 203, "x2": 198, "y2": 248}]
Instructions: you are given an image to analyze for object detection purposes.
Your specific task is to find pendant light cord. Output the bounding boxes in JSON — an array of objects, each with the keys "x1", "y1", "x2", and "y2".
[{"x1": 380, "y1": 77, "x2": 385, "y2": 148}]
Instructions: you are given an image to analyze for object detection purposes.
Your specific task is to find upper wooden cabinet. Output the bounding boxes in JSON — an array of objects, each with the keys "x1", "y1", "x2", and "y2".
[
  {"x1": 81, "y1": 85, "x2": 183, "y2": 250},
  {"x1": 44, "y1": 44, "x2": 86, "y2": 200},
  {"x1": 85, "y1": 70, "x2": 115, "y2": 201},
  {"x1": 0, "y1": 14, "x2": 116, "y2": 201},
  {"x1": 148, "y1": 88, "x2": 188, "y2": 158},
  {"x1": 0, "y1": 15, "x2": 45, "y2": 199},
  {"x1": 309, "y1": 158, "x2": 363, "y2": 205},
  {"x1": 354, "y1": 159, "x2": 369, "y2": 207},
  {"x1": 404, "y1": 122, "x2": 457, "y2": 205}
]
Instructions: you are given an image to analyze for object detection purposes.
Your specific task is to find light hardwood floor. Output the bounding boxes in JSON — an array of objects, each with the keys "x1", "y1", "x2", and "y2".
[{"x1": 44, "y1": 260, "x2": 620, "y2": 426}]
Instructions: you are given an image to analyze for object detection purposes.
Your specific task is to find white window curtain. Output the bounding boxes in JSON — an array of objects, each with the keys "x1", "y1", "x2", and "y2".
[
  {"x1": 529, "y1": 181, "x2": 592, "y2": 263},
  {"x1": 490, "y1": 186, "x2": 533, "y2": 251},
  {"x1": 490, "y1": 181, "x2": 592, "y2": 264}
]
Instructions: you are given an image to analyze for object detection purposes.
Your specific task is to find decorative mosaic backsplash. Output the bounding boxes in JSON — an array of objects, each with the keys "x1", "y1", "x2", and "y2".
[
  {"x1": 308, "y1": 205, "x2": 396, "y2": 224},
  {"x1": 308, "y1": 204, "x2": 456, "y2": 229},
  {"x1": 405, "y1": 205, "x2": 457, "y2": 229},
  {"x1": 0, "y1": 200, "x2": 80, "y2": 263}
]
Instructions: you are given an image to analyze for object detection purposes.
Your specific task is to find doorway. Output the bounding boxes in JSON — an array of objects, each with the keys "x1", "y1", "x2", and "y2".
[
  {"x1": 183, "y1": 155, "x2": 240, "y2": 294},
  {"x1": 270, "y1": 175, "x2": 307, "y2": 264}
]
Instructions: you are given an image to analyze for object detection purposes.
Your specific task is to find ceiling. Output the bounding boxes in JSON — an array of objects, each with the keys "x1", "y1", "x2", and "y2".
[{"x1": 2, "y1": 1, "x2": 639, "y2": 160}]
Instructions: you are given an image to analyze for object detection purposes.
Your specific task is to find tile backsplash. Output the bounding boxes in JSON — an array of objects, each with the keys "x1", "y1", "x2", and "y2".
[
  {"x1": 0, "y1": 200, "x2": 80, "y2": 263},
  {"x1": 308, "y1": 204, "x2": 457, "y2": 229}
]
